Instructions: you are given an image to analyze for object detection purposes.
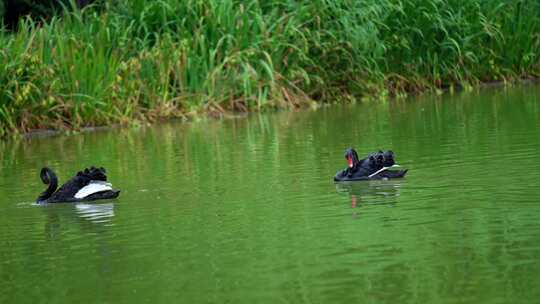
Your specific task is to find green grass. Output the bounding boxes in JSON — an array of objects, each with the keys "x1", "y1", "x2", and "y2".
[{"x1": 1, "y1": 0, "x2": 540, "y2": 137}]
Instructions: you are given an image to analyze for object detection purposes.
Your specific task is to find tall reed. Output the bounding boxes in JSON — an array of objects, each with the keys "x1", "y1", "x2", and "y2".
[{"x1": 1, "y1": 0, "x2": 539, "y2": 137}]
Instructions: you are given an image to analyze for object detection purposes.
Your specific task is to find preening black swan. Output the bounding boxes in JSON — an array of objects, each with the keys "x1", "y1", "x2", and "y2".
[
  {"x1": 334, "y1": 148, "x2": 408, "y2": 182},
  {"x1": 36, "y1": 166, "x2": 120, "y2": 204}
]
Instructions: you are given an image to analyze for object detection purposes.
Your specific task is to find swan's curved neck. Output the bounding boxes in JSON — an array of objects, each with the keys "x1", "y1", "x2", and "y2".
[{"x1": 37, "y1": 167, "x2": 58, "y2": 203}]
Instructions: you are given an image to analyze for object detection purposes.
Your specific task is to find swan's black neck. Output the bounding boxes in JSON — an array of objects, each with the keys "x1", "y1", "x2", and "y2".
[{"x1": 36, "y1": 167, "x2": 58, "y2": 203}]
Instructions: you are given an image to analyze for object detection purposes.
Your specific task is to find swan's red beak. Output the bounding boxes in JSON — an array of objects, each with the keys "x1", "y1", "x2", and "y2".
[{"x1": 347, "y1": 156, "x2": 353, "y2": 168}]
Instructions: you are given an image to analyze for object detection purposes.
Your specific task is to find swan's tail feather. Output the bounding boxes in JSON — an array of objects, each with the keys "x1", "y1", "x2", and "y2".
[{"x1": 378, "y1": 169, "x2": 408, "y2": 179}]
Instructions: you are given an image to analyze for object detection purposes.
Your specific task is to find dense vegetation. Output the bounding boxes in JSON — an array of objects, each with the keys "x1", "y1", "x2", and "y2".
[
  {"x1": 1, "y1": 0, "x2": 539, "y2": 137},
  {"x1": 1, "y1": 0, "x2": 91, "y2": 30}
]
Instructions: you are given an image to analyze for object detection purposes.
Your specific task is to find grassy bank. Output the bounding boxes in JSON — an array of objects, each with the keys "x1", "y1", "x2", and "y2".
[{"x1": 1, "y1": 0, "x2": 540, "y2": 137}]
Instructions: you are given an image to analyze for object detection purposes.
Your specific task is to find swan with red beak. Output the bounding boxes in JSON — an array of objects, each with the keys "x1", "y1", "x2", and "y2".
[{"x1": 335, "y1": 148, "x2": 408, "y2": 182}]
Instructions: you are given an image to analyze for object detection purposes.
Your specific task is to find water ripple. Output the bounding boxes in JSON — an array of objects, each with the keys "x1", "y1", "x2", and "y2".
[{"x1": 1, "y1": 87, "x2": 540, "y2": 303}]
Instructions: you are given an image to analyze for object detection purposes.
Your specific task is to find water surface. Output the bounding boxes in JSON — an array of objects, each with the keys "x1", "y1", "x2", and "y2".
[{"x1": 1, "y1": 86, "x2": 540, "y2": 303}]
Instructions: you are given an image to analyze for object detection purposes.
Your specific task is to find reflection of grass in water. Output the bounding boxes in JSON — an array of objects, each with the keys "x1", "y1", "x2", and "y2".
[{"x1": 1, "y1": 0, "x2": 540, "y2": 137}]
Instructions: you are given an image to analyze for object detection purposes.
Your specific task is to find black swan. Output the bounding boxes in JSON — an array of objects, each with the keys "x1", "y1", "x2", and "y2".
[
  {"x1": 334, "y1": 148, "x2": 408, "y2": 182},
  {"x1": 36, "y1": 166, "x2": 120, "y2": 204}
]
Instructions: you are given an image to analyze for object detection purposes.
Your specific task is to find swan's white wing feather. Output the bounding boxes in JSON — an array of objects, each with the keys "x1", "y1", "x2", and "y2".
[
  {"x1": 75, "y1": 181, "x2": 113, "y2": 199},
  {"x1": 368, "y1": 164, "x2": 402, "y2": 178}
]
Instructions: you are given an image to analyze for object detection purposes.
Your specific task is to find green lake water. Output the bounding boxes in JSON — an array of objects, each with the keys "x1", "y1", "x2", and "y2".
[{"x1": 1, "y1": 86, "x2": 540, "y2": 303}]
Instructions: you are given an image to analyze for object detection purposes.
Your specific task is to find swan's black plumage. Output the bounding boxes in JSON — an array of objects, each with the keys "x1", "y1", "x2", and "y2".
[
  {"x1": 334, "y1": 148, "x2": 408, "y2": 181},
  {"x1": 36, "y1": 166, "x2": 120, "y2": 204}
]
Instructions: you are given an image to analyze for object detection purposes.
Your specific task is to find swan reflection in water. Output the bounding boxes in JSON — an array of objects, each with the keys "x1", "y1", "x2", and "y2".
[
  {"x1": 75, "y1": 203, "x2": 115, "y2": 224},
  {"x1": 41, "y1": 202, "x2": 116, "y2": 240},
  {"x1": 39, "y1": 202, "x2": 116, "y2": 276},
  {"x1": 335, "y1": 180, "x2": 405, "y2": 217}
]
